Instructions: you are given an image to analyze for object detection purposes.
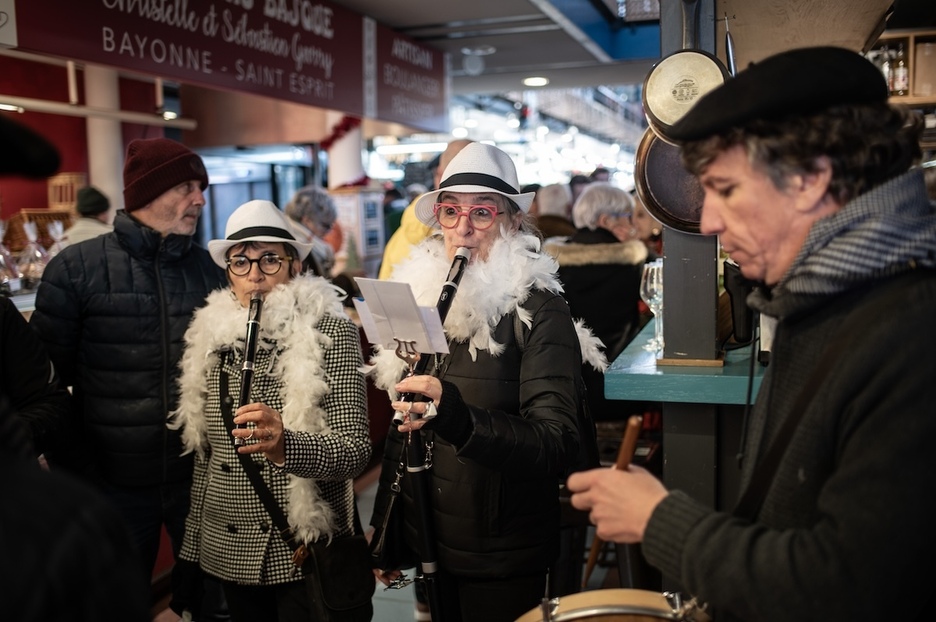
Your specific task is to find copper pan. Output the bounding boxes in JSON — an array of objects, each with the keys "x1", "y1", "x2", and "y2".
[
  {"x1": 634, "y1": 128, "x2": 704, "y2": 234},
  {"x1": 642, "y1": 0, "x2": 729, "y2": 143}
]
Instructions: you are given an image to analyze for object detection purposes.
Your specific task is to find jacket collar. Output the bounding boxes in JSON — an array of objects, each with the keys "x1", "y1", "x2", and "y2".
[{"x1": 114, "y1": 210, "x2": 194, "y2": 261}]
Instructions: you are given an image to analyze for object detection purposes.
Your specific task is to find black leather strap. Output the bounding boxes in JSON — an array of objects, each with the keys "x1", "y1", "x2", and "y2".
[
  {"x1": 219, "y1": 368, "x2": 301, "y2": 550},
  {"x1": 218, "y1": 368, "x2": 365, "y2": 541}
]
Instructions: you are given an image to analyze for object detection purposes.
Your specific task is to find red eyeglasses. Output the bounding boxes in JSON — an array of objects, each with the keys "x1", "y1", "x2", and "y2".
[{"x1": 433, "y1": 203, "x2": 504, "y2": 230}]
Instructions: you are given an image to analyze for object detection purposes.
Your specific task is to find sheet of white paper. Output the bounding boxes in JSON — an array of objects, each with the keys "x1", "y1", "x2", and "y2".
[
  {"x1": 353, "y1": 297, "x2": 380, "y2": 345},
  {"x1": 420, "y1": 306, "x2": 449, "y2": 353},
  {"x1": 354, "y1": 278, "x2": 448, "y2": 354}
]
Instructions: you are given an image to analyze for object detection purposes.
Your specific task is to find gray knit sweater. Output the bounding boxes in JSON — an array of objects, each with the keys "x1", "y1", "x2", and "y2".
[{"x1": 642, "y1": 169, "x2": 936, "y2": 621}]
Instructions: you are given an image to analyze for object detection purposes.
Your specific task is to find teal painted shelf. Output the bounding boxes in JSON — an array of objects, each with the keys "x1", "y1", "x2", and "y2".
[{"x1": 604, "y1": 320, "x2": 764, "y2": 405}]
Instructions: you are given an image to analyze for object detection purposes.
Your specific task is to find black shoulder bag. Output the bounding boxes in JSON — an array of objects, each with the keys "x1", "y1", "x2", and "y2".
[
  {"x1": 367, "y1": 437, "x2": 416, "y2": 571},
  {"x1": 218, "y1": 369, "x2": 375, "y2": 622}
]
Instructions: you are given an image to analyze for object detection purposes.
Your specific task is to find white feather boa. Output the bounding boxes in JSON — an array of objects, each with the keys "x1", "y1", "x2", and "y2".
[
  {"x1": 169, "y1": 275, "x2": 348, "y2": 541},
  {"x1": 366, "y1": 232, "x2": 607, "y2": 394}
]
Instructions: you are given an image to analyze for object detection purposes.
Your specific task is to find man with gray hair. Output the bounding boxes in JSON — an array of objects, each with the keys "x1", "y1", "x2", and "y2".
[{"x1": 31, "y1": 137, "x2": 227, "y2": 618}]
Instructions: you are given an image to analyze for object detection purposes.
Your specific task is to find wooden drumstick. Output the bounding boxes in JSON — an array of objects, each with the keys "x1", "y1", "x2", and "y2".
[{"x1": 581, "y1": 414, "x2": 643, "y2": 589}]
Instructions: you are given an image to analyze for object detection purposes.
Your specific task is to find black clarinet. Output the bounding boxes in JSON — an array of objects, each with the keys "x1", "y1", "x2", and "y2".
[
  {"x1": 234, "y1": 292, "x2": 264, "y2": 446},
  {"x1": 401, "y1": 246, "x2": 470, "y2": 622},
  {"x1": 393, "y1": 246, "x2": 471, "y2": 424}
]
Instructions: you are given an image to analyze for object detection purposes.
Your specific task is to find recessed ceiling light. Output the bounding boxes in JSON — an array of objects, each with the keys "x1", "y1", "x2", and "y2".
[
  {"x1": 461, "y1": 45, "x2": 496, "y2": 56},
  {"x1": 523, "y1": 76, "x2": 549, "y2": 87},
  {"x1": 462, "y1": 55, "x2": 485, "y2": 76}
]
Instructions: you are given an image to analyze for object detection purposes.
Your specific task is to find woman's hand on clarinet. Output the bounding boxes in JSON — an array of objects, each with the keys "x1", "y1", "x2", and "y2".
[
  {"x1": 233, "y1": 402, "x2": 286, "y2": 464},
  {"x1": 392, "y1": 375, "x2": 442, "y2": 432},
  {"x1": 373, "y1": 567, "x2": 403, "y2": 587}
]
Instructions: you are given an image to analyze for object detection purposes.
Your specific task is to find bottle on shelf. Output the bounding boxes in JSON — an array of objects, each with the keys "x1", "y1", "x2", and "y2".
[
  {"x1": 892, "y1": 43, "x2": 909, "y2": 97},
  {"x1": 880, "y1": 46, "x2": 893, "y2": 93}
]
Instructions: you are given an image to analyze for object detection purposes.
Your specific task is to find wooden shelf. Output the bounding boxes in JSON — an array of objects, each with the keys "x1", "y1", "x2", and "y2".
[{"x1": 873, "y1": 29, "x2": 936, "y2": 106}]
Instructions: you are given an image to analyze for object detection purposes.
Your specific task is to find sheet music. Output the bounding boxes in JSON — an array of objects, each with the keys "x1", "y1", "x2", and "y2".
[{"x1": 353, "y1": 278, "x2": 449, "y2": 354}]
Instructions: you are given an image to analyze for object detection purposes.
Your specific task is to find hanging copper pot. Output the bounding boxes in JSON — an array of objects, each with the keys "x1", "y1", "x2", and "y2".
[
  {"x1": 634, "y1": 128, "x2": 704, "y2": 234},
  {"x1": 641, "y1": 0, "x2": 729, "y2": 143}
]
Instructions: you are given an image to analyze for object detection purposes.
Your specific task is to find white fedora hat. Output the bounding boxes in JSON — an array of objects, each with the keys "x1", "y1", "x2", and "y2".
[
  {"x1": 412, "y1": 142, "x2": 536, "y2": 226},
  {"x1": 208, "y1": 199, "x2": 314, "y2": 268}
]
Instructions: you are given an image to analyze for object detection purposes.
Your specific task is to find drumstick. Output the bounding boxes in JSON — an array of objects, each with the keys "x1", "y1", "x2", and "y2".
[{"x1": 581, "y1": 414, "x2": 643, "y2": 589}]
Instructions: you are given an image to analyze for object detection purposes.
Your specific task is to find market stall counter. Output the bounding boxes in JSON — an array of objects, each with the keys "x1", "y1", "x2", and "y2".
[{"x1": 604, "y1": 319, "x2": 764, "y2": 514}]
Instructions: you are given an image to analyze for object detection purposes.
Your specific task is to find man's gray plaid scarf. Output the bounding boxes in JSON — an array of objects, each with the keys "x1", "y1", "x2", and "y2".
[{"x1": 753, "y1": 168, "x2": 936, "y2": 319}]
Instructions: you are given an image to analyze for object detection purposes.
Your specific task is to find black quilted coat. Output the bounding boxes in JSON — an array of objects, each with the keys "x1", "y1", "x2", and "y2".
[
  {"x1": 30, "y1": 211, "x2": 225, "y2": 487},
  {"x1": 374, "y1": 289, "x2": 582, "y2": 579}
]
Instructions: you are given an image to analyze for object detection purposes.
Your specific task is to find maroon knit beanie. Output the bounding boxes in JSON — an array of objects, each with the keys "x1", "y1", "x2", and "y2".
[{"x1": 122, "y1": 138, "x2": 209, "y2": 212}]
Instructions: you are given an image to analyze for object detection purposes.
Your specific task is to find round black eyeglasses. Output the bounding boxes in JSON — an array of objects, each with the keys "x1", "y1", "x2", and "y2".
[{"x1": 226, "y1": 253, "x2": 284, "y2": 276}]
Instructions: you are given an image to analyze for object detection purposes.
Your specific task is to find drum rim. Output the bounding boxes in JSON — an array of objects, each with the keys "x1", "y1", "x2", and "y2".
[{"x1": 544, "y1": 603, "x2": 682, "y2": 621}]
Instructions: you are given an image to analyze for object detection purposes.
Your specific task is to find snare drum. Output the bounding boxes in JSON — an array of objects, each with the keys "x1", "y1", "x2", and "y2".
[{"x1": 516, "y1": 589, "x2": 698, "y2": 622}]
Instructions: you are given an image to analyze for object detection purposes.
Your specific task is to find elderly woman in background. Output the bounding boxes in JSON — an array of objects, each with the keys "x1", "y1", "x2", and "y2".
[
  {"x1": 533, "y1": 182, "x2": 576, "y2": 239},
  {"x1": 368, "y1": 142, "x2": 604, "y2": 622},
  {"x1": 169, "y1": 200, "x2": 372, "y2": 622},
  {"x1": 631, "y1": 191, "x2": 663, "y2": 258},
  {"x1": 284, "y1": 185, "x2": 339, "y2": 278},
  {"x1": 545, "y1": 182, "x2": 649, "y2": 420}
]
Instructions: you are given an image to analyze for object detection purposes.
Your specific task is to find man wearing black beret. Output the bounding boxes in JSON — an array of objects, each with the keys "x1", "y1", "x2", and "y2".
[{"x1": 569, "y1": 46, "x2": 936, "y2": 621}]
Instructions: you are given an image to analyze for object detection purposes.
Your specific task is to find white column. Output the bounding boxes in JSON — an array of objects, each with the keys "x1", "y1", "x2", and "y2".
[{"x1": 83, "y1": 64, "x2": 126, "y2": 216}]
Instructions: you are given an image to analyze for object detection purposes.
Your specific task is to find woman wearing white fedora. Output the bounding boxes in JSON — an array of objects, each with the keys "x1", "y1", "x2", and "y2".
[
  {"x1": 168, "y1": 200, "x2": 373, "y2": 622},
  {"x1": 367, "y1": 143, "x2": 605, "y2": 621}
]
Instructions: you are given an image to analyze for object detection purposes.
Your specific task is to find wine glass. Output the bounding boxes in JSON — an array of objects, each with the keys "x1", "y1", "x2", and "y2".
[
  {"x1": 640, "y1": 259, "x2": 664, "y2": 353},
  {"x1": 47, "y1": 220, "x2": 68, "y2": 257}
]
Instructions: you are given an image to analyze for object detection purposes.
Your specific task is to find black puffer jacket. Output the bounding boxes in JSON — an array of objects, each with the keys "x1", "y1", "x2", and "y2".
[
  {"x1": 546, "y1": 228, "x2": 648, "y2": 421},
  {"x1": 30, "y1": 211, "x2": 225, "y2": 487},
  {"x1": 375, "y1": 289, "x2": 582, "y2": 578}
]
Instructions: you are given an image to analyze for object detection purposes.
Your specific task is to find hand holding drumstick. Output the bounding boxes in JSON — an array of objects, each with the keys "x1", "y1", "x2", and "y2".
[{"x1": 570, "y1": 415, "x2": 643, "y2": 589}]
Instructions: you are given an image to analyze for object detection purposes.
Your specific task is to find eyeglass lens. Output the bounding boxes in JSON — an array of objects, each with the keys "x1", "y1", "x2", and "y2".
[
  {"x1": 227, "y1": 254, "x2": 283, "y2": 276},
  {"x1": 434, "y1": 204, "x2": 500, "y2": 229}
]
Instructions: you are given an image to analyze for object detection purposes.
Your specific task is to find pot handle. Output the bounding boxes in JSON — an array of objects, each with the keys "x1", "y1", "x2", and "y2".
[
  {"x1": 681, "y1": 0, "x2": 700, "y2": 50},
  {"x1": 725, "y1": 16, "x2": 737, "y2": 76}
]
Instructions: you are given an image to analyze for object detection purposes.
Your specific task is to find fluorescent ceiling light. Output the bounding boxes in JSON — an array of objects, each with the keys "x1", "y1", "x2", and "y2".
[
  {"x1": 523, "y1": 77, "x2": 550, "y2": 87},
  {"x1": 374, "y1": 142, "x2": 449, "y2": 155},
  {"x1": 461, "y1": 45, "x2": 496, "y2": 56},
  {"x1": 0, "y1": 93, "x2": 197, "y2": 129}
]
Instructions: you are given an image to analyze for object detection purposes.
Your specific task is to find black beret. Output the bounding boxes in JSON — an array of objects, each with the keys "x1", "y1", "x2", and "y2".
[{"x1": 667, "y1": 46, "x2": 889, "y2": 141}]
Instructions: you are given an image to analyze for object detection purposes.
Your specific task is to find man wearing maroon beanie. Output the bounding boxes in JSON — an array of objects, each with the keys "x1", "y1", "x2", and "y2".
[{"x1": 31, "y1": 137, "x2": 227, "y2": 618}]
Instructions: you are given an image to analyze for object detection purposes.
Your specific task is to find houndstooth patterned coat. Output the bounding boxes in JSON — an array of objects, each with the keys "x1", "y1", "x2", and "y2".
[{"x1": 169, "y1": 275, "x2": 370, "y2": 585}]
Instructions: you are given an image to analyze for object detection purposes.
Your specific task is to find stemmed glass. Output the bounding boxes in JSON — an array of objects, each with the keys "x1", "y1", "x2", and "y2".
[
  {"x1": 640, "y1": 259, "x2": 664, "y2": 353},
  {"x1": 47, "y1": 220, "x2": 67, "y2": 257}
]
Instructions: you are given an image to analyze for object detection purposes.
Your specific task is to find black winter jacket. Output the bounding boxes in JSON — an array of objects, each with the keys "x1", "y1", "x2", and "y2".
[
  {"x1": 376, "y1": 289, "x2": 582, "y2": 579},
  {"x1": 545, "y1": 228, "x2": 648, "y2": 421},
  {"x1": 642, "y1": 171, "x2": 936, "y2": 621},
  {"x1": 30, "y1": 211, "x2": 225, "y2": 487}
]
